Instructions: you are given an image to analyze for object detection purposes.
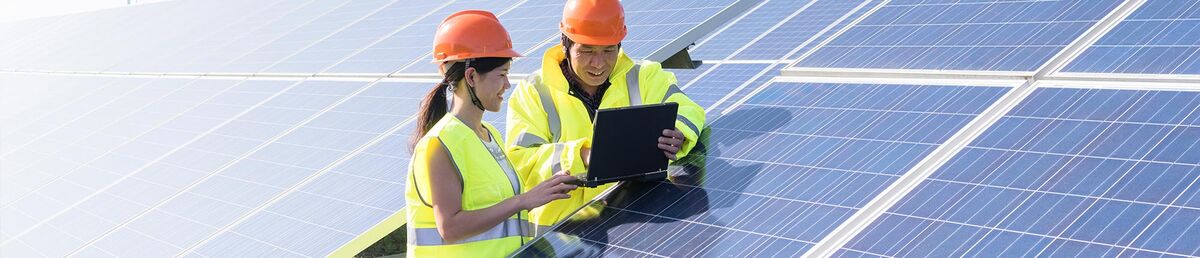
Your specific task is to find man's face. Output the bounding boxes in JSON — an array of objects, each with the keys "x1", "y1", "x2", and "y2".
[{"x1": 567, "y1": 43, "x2": 619, "y2": 87}]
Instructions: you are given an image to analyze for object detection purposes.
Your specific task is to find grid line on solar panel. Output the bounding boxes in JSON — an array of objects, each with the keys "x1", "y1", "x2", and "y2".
[
  {"x1": 0, "y1": 78, "x2": 160, "y2": 159},
  {"x1": 174, "y1": 1, "x2": 328, "y2": 72},
  {"x1": 222, "y1": 0, "x2": 398, "y2": 74},
  {"x1": 793, "y1": 0, "x2": 1125, "y2": 72},
  {"x1": 1, "y1": 80, "x2": 357, "y2": 256},
  {"x1": 688, "y1": 0, "x2": 784, "y2": 60},
  {"x1": 114, "y1": 1, "x2": 294, "y2": 73},
  {"x1": 400, "y1": 0, "x2": 561, "y2": 74},
  {"x1": 189, "y1": 0, "x2": 355, "y2": 73},
  {"x1": 0, "y1": 78, "x2": 274, "y2": 228},
  {"x1": 179, "y1": 82, "x2": 426, "y2": 256},
  {"x1": 134, "y1": 1, "x2": 309, "y2": 73},
  {"x1": 1063, "y1": 0, "x2": 1200, "y2": 75},
  {"x1": 67, "y1": 80, "x2": 375, "y2": 257},
  {"x1": 325, "y1": 0, "x2": 520, "y2": 74},
  {"x1": 263, "y1": 1, "x2": 445, "y2": 74},
  {"x1": 0, "y1": 79, "x2": 220, "y2": 209},
  {"x1": 0, "y1": 76, "x2": 119, "y2": 140},
  {"x1": 732, "y1": 0, "x2": 874, "y2": 60},
  {"x1": 514, "y1": 82, "x2": 1010, "y2": 257},
  {"x1": 838, "y1": 86, "x2": 1200, "y2": 257}
]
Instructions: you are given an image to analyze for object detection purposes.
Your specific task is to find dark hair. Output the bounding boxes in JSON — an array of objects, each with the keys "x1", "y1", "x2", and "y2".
[{"x1": 412, "y1": 57, "x2": 512, "y2": 149}]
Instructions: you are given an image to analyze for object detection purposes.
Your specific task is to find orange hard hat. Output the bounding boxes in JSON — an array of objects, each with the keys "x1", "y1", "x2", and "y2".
[
  {"x1": 560, "y1": 0, "x2": 627, "y2": 46},
  {"x1": 431, "y1": 10, "x2": 522, "y2": 63}
]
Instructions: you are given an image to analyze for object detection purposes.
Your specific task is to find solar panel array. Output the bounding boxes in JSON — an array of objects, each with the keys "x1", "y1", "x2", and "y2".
[{"x1": 1, "y1": 0, "x2": 1197, "y2": 257}]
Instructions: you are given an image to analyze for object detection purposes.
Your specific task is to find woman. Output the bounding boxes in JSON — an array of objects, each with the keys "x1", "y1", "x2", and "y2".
[{"x1": 405, "y1": 10, "x2": 578, "y2": 257}]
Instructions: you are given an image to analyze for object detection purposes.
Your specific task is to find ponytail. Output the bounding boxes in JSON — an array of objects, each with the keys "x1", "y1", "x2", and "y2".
[{"x1": 411, "y1": 57, "x2": 513, "y2": 149}]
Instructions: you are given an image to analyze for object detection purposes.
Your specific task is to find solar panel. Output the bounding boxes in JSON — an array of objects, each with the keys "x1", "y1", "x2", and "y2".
[
  {"x1": 64, "y1": 80, "x2": 380, "y2": 257},
  {"x1": 689, "y1": 0, "x2": 811, "y2": 60},
  {"x1": 2, "y1": 0, "x2": 1199, "y2": 256},
  {"x1": 679, "y1": 64, "x2": 770, "y2": 108},
  {"x1": 262, "y1": 1, "x2": 446, "y2": 74},
  {"x1": 839, "y1": 86, "x2": 1200, "y2": 257},
  {"x1": 133, "y1": 0, "x2": 310, "y2": 73},
  {"x1": 324, "y1": 0, "x2": 520, "y2": 74},
  {"x1": 1064, "y1": 0, "x2": 1200, "y2": 75},
  {"x1": 794, "y1": 0, "x2": 1124, "y2": 71},
  {"x1": 183, "y1": 81, "x2": 429, "y2": 257},
  {"x1": 514, "y1": 82, "x2": 1011, "y2": 257},
  {"x1": 732, "y1": 0, "x2": 872, "y2": 61},
  {"x1": 501, "y1": 0, "x2": 744, "y2": 73},
  {"x1": 185, "y1": 0, "x2": 359, "y2": 73},
  {"x1": 403, "y1": 0, "x2": 564, "y2": 74},
  {"x1": 217, "y1": 0, "x2": 396, "y2": 73}
]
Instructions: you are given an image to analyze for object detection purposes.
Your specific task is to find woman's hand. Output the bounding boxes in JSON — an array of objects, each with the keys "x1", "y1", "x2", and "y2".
[{"x1": 516, "y1": 173, "x2": 578, "y2": 210}]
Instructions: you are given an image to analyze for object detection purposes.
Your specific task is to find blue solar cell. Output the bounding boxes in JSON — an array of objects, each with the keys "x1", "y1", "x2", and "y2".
[
  {"x1": 324, "y1": 0, "x2": 519, "y2": 74},
  {"x1": 680, "y1": 63, "x2": 770, "y2": 108},
  {"x1": 842, "y1": 87, "x2": 1200, "y2": 257},
  {"x1": 185, "y1": 0, "x2": 356, "y2": 72},
  {"x1": 180, "y1": 0, "x2": 348, "y2": 71},
  {"x1": 796, "y1": 0, "x2": 1123, "y2": 71},
  {"x1": 138, "y1": 0, "x2": 305, "y2": 73},
  {"x1": 405, "y1": 0, "x2": 565, "y2": 74},
  {"x1": 0, "y1": 79, "x2": 284, "y2": 257},
  {"x1": 262, "y1": 1, "x2": 445, "y2": 74},
  {"x1": 690, "y1": 0, "x2": 816, "y2": 60},
  {"x1": 29, "y1": 80, "x2": 366, "y2": 257},
  {"x1": 514, "y1": 82, "x2": 1009, "y2": 257},
  {"x1": 187, "y1": 82, "x2": 428, "y2": 257},
  {"x1": 1064, "y1": 0, "x2": 1200, "y2": 74},
  {"x1": 734, "y1": 1, "x2": 868, "y2": 60},
  {"x1": 219, "y1": 0, "x2": 394, "y2": 73}
]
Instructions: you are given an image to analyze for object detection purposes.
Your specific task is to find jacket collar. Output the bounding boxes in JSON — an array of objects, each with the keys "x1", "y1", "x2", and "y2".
[{"x1": 539, "y1": 44, "x2": 635, "y2": 93}]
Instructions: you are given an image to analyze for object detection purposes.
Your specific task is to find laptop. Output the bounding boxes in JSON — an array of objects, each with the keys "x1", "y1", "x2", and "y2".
[{"x1": 567, "y1": 102, "x2": 679, "y2": 187}]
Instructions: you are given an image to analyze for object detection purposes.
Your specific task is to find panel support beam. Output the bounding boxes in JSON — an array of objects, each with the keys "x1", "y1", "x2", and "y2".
[{"x1": 798, "y1": 0, "x2": 1150, "y2": 257}]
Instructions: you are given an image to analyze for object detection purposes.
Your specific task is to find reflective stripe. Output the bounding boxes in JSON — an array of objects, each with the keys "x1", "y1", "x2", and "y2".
[
  {"x1": 482, "y1": 137, "x2": 522, "y2": 197},
  {"x1": 515, "y1": 132, "x2": 548, "y2": 148},
  {"x1": 409, "y1": 218, "x2": 533, "y2": 246},
  {"x1": 531, "y1": 75, "x2": 562, "y2": 142},
  {"x1": 677, "y1": 114, "x2": 700, "y2": 136},
  {"x1": 626, "y1": 64, "x2": 641, "y2": 105},
  {"x1": 661, "y1": 84, "x2": 683, "y2": 103},
  {"x1": 550, "y1": 143, "x2": 563, "y2": 173}
]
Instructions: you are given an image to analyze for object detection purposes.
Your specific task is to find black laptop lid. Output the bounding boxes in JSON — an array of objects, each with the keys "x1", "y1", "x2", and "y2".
[{"x1": 586, "y1": 102, "x2": 679, "y2": 182}]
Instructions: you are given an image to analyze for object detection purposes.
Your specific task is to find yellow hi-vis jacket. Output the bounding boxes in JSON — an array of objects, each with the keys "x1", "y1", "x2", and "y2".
[
  {"x1": 406, "y1": 116, "x2": 533, "y2": 257},
  {"x1": 505, "y1": 45, "x2": 706, "y2": 229}
]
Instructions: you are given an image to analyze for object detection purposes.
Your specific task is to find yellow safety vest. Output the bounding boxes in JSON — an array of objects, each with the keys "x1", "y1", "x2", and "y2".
[
  {"x1": 504, "y1": 45, "x2": 706, "y2": 230},
  {"x1": 406, "y1": 116, "x2": 532, "y2": 257}
]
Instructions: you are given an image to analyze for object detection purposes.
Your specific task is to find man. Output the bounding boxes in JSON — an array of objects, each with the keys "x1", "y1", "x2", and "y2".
[{"x1": 505, "y1": 0, "x2": 706, "y2": 232}]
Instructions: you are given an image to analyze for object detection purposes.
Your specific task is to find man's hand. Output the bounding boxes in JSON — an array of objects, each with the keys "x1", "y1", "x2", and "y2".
[{"x1": 657, "y1": 129, "x2": 686, "y2": 160}]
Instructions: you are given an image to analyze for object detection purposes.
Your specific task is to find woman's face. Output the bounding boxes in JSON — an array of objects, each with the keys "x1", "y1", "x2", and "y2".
[{"x1": 465, "y1": 61, "x2": 512, "y2": 112}]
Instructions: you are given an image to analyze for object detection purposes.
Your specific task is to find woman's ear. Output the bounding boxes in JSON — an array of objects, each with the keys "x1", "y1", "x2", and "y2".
[{"x1": 463, "y1": 67, "x2": 478, "y2": 87}]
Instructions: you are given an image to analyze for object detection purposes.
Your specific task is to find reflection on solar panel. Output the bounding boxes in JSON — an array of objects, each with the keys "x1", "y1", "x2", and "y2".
[
  {"x1": 841, "y1": 87, "x2": 1200, "y2": 257},
  {"x1": 326, "y1": 0, "x2": 520, "y2": 74},
  {"x1": 794, "y1": 0, "x2": 1123, "y2": 71},
  {"x1": 1065, "y1": 0, "x2": 1200, "y2": 75},
  {"x1": 2, "y1": 0, "x2": 1199, "y2": 256},
  {"x1": 515, "y1": 82, "x2": 1010, "y2": 256}
]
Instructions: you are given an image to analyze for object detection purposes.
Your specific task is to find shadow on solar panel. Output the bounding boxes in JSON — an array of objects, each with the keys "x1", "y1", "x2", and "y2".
[{"x1": 514, "y1": 107, "x2": 798, "y2": 257}]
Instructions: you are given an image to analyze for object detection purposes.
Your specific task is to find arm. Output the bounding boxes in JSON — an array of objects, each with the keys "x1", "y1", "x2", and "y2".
[
  {"x1": 427, "y1": 140, "x2": 576, "y2": 243},
  {"x1": 505, "y1": 76, "x2": 590, "y2": 185},
  {"x1": 643, "y1": 62, "x2": 706, "y2": 160}
]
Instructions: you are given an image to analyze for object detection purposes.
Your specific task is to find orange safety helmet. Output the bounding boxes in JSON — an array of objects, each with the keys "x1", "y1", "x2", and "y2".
[
  {"x1": 431, "y1": 10, "x2": 522, "y2": 64},
  {"x1": 559, "y1": 0, "x2": 627, "y2": 46}
]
